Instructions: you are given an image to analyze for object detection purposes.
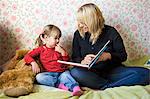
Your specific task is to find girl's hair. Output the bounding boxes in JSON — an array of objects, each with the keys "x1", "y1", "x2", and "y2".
[
  {"x1": 77, "y1": 3, "x2": 105, "y2": 44},
  {"x1": 35, "y1": 24, "x2": 61, "y2": 47}
]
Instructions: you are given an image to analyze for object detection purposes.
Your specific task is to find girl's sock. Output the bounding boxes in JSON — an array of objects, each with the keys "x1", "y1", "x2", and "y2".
[
  {"x1": 58, "y1": 83, "x2": 68, "y2": 91},
  {"x1": 72, "y1": 86, "x2": 83, "y2": 96}
]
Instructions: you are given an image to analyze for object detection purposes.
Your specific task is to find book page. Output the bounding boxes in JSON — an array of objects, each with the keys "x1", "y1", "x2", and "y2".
[
  {"x1": 89, "y1": 40, "x2": 110, "y2": 68},
  {"x1": 58, "y1": 40, "x2": 110, "y2": 69},
  {"x1": 57, "y1": 60, "x2": 89, "y2": 68}
]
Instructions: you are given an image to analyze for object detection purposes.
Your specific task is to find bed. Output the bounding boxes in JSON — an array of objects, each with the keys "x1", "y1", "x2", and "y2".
[{"x1": 0, "y1": 56, "x2": 150, "y2": 99}]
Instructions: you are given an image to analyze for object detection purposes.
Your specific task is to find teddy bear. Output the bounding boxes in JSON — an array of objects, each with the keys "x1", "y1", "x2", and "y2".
[{"x1": 0, "y1": 50, "x2": 41, "y2": 97}]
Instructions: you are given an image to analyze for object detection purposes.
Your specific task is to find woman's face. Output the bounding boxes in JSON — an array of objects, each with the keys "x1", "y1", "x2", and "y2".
[{"x1": 77, "y1": 21, "x2": 89, "y2": 33}]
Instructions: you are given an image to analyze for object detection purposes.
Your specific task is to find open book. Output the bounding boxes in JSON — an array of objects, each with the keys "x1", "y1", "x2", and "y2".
[{"x1": 58, "y1": 40, "x2": 110, "y2": 69}]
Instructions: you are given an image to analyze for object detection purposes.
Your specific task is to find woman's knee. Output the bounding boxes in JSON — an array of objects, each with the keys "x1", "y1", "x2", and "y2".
[
  {"x1": 70, "y1": 67, "x2": 84, "y2": 78},
  {"x1": 70, "y1": 67, "x2": 90, "y2": 81},
  {"x1": 131, "y1": 67, "x2": 149, "y2": 76},
  {"x1": 130, "y1": 67, "x2": 150, "y2": 84},
  {"x1": 136, "y1": 68, "x2": 150, "y2": 82},
  {"x1": 70, "y1": 68, "x2": 78, "y2": 76}
]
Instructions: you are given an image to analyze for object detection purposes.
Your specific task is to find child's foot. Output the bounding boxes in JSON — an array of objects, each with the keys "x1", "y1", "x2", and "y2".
[
  {"x1": 72, "y1": 86, "x2": 83, "y2": 96},
  {"x1": 58, "y1": 83, "x2": 68, "y2": 91}
]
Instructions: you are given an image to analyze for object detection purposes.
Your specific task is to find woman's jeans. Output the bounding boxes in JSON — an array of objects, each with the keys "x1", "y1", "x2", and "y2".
[
  {"x1": 36, "y1": 70, "x2": 79, "y2": 91},
  {"x1": 70, "y1": 66, "x2": 150, "y2": 89}
]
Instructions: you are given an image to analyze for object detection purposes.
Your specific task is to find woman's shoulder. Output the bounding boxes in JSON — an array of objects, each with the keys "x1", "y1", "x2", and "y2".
[
  {"x1": 104, "y1": 25, "x2": 120, "y2": 35},
  {"x1": 73, "y1": 30, "x2": 81, "y2": 38},
  {"x1": 104, "y1": 25, "x2": 116, "y2": 31},
  {"x1": 74, "y1": 30, "x2": 80, "y2": 35}
]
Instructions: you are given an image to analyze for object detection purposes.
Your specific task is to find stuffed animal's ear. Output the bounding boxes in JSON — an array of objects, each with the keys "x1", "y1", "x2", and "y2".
[
  {"x1": 0, "y1": 50, "x2": 30, "y2": 72},
  {"x1": 0, "y1": 66, "x2": 2, "y2": 74},
  {"x1": 1, "y1": 57, "x2": 19, "y2": 71},
  {"x1": 15, "y1": 50, "x2": 30, "y2": 60}
]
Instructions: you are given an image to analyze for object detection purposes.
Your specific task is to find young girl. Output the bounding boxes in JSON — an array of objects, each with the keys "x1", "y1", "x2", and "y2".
[{"x1": 24, "y1": 24, "x2": 83, "y2": 96}]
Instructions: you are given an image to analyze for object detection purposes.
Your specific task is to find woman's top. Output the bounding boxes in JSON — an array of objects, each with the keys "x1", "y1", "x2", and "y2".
[{"x1": 72, "y1": 25, "x2": 127, "y2": 71}]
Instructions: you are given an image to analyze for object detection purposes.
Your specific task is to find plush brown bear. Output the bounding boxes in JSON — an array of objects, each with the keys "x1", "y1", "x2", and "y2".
[{"x1": 0, "y1": 50, "x2": 40, "y2": 97}]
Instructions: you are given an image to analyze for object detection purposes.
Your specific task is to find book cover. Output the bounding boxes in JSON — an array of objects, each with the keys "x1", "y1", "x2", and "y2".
[{"x1": 58, "y1": 40, "x2": 110, "y2": 69}]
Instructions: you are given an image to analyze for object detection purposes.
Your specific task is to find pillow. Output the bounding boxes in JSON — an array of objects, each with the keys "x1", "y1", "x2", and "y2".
[
  {"x1": 144, "y1": 59, "x2": 150, "y2": 66},
  {"x1": 123, "y1": 56, "x2": 150, "y2": 69}
]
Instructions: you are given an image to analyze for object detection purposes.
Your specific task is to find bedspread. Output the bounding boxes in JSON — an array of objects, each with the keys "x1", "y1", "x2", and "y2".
[{"x1": 0, "y1": 56, "x2": 150, "y2": 99}]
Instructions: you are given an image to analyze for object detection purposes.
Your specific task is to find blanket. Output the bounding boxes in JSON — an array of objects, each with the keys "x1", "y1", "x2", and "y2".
[{"x1": 0, "y1": 56, "x2": 150, "y2": 99}]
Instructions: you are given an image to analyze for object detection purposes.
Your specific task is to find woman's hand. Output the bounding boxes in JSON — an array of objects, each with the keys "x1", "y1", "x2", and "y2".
[
  {"x1": 55, "y1": 44, "x2": 68, "y2": 56},
  {"x1": 31, "y1": 61, "x2": 40, "y2": 74},
  {"x1": 98, "y1": 52, "x2": 111, "y2": 62},
  {"x1": 81, "y1": 54, "x2": 95, "y2": 65}
]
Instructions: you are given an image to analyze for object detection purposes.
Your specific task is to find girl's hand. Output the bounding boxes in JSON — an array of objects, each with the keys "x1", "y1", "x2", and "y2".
[
  {"x1": 31, "y1": 61, "x2": 40, "y2": 74},
  {"x1": 98, "y1": 52, "x2": 111, "y2": 62},
  {"x1": 55, "y1": 44, "x2": 68, "y2": 56},
  {"x1": 81, "y1": 54, "x2": 95, "y2": 65}
]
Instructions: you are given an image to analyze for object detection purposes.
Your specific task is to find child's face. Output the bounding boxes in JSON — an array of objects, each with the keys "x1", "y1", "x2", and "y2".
[{"x1": 45, "y1": 33, "x2": 60, "y2": 48}]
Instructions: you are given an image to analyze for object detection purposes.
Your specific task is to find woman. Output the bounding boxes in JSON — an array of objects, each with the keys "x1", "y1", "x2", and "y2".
[{"x1": 70, "y1": 3, "x2": 149, "y2": 89}]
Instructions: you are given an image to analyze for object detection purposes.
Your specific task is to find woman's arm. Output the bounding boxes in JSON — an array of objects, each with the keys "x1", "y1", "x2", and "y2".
[{"x1": 109, "y1": 28, "x2": 127, "y2": 63}]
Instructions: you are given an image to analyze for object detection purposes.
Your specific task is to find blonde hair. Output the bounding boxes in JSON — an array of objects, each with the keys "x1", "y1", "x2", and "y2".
[
  {"x1": 77, "y1": 3, "x2": 105, "y2": 44},
  {"x1": 35, "y1": 24, "x2": 61, "y2": 47}
]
